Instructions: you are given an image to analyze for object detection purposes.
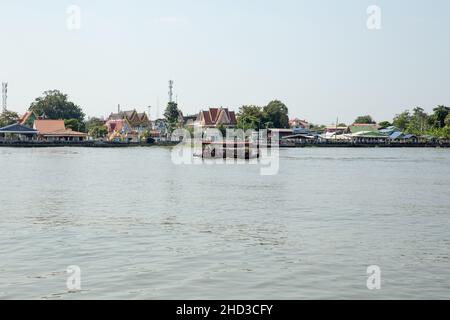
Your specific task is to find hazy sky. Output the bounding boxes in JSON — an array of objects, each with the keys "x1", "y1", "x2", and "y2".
[{"x1": 1, "y1": 0, "x2": 449, "y2": 124}]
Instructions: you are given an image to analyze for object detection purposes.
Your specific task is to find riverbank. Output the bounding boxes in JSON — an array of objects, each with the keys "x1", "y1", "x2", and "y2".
[
  {"x1": 0, "y1": 141, "x2": 449, "y2": 148},
  {"x1": 280, "y1": 141, "x2": 450, "y2": 148},
  {"x1": 0, "y1": 141, "x2": 179, "y2": 148}
]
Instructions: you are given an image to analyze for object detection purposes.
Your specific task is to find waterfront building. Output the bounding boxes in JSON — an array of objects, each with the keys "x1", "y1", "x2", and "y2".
[
  {"x1": 281, "y1": 132, "x2": 317, "y2": 146},
  {"x1": 195, "y1": 107, "x2": 237, "y2": 129},
  {"x1": 180, "y1": 114, "x2": 198, "y2": 129},
  {"x1": 34, "y1": 120, "x2": 87, "y2": 141},
  {"x1": 105, "y1": 109, "x2": 151, "y2": 142},
  {"x1": 153, "y1": 119, "x2": 169, "y2": 141},
  {"x1": 107, "y1": 109, "x2": 151, "y2": 131},
  {"x1": 0, "y1": 123, "x2": 38, "y2": 141},
  {"x1": 267, "y1": 128, "x2": 294, "y2": 140},
  {"x1": 322, "y1": 132, "x2": 352, "y2": 141},
  {"x1": 350, "y1": 130, "x2": 389, "y2": 143},
  {"x1": 106, "y1": 118, "x2": 137, "y2": 142}
]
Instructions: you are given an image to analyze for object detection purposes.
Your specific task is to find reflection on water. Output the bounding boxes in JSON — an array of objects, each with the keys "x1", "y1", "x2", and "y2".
[{"x1": 0, "y1": 147, "x2": 450, "y2": 299}]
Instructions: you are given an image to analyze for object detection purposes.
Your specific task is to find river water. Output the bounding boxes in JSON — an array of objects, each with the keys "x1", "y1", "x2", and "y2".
[{"x1": 0, "y1": 147, "x2": 449, "y2": 299}]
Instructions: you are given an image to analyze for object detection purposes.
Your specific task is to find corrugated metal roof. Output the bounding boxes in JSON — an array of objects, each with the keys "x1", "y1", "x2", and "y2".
[{"x1": 389, "y1": 131, "x2": 403, "y2": 140}]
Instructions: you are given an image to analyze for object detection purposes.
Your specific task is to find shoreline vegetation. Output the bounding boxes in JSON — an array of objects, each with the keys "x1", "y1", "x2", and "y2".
[{"x1": 1, "y1": 89, "x2": 450, "y2": 147}]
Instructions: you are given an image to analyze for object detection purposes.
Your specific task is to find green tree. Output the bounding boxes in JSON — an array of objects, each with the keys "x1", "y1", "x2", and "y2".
[
  {"x1": 0, "y1": 110, "x2": 20, "y2": 127},
  {"x1": 406, "y1": 107, "x2": 429, "y2": 134},
  {"x1": 237, "y1": 114, "x2": 261, "y2": 131},
  {"x1": 64, "y1": 119, "x2": 85, "y2": 132},
  {"x1": 88, "y1": 125, "x2": 108, "y2": 139},
  {"x1": 444, "y1": 126, "x2": 450, "y2": 139},
  {"x1": 238, "y1": 105, "x2": 264, "y2": 119},
  {"x1": 392, "y1": 111, "x2": 411, "y2": 131},
  {"x1": 164, "y1": 102, "x2": 180, "y2": 133},
  {"x1": 29, "y1": 90, "x2": 85, "y2": 121},
  {"x1": 263, "y1": 100, "x2": 289, "y2": 129},
  {"x1": 354, "y1": 115, "x2": 375, "y2": 124},
  {"x1": 445, "y1": 114, "x2": 450, "y2": 127},
  {"x1": 428, "y1": 126, "x2": 450, "y2": 139},
  {"x1": 217, "y1": 124, "x2": 227, "y2": 137},
  {"x1": 431, "y1": 105, "x2": 450, "y2": 128},
  {"x1": 378, "y1": 121, "x2": 392, "y2": 129},
  {"x1": 236, "y1": 105, "x2": 265, "y2": 130},
  {"x1": 85, "y1": 117, "x2": 105, "y2": 132}
]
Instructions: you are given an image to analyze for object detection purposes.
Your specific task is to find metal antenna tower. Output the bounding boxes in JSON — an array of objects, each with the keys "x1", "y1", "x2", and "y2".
[
  {"x1": 168, "y1": 80, "x2": 174, "y2": 103},
  {"x1": 2, "y1": 82, "x2": 7, "y2": 113}
]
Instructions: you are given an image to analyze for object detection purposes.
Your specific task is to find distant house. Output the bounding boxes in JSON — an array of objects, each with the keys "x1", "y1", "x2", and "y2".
[
  {"x1": 107, "y1": 109, "x2": 151, "y2": 130},
  {"x1": 196, "y1": 108, "x2": 237, "y2": 129},
  {"x1": 389, "y1": 131, "x2": 404, "y2": 141},
  {"x1": 289, "y1": 118, "x2": 311, "y2": 129},
  {"x1": 34, "y1": 120, "x2": 87, "y2": 141},
  {"x1": 0, "y1": 123, "x2": 38, "y2": 141},
  {"x1": 181, "y1": 114, "x2": 198, "y2": 128},
  {"x1": 153, "y1": 118, "x2": 168, "y2": 135},
  {"x1": 106, "y1": 109, "x2": 151, "y2": 142},
  {"x1": 347, "y1": 124, "x2": 388, "y2": 143},
  {"x1": 268, "y1": 128, "x2": 294, "y2": 140},
  {"x1": 324, "y1": 125, "x2": 348, "y2": 134},
  {"x1": 106, "y1": 119, "x2": 136, "y2": 142},
  {"x1": 379, "y1": 126, "x2": 420, "y2": 143}
]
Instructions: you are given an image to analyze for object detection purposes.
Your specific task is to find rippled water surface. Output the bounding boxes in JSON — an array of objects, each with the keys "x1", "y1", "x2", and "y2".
[{"x1": 0, "y1": 147, "x2": 449, "y2": 299}]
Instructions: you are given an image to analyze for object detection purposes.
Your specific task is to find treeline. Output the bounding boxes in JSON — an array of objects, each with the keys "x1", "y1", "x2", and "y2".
[
  {"x1": 356, "y1": 106, "x2": 450, "y2": 138},
  {"x1": 236, "y1": 100, "x2": 290, "y2": 130},
  {"x1": 1, "y1": 89, "x2": 449, "y2": 139},
  {"x1": 0, "y1": 90, "x2": 108, "y2": 138}
]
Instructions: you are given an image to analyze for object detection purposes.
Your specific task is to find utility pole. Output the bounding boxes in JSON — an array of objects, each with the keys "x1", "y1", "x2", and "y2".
[{"x1": 335, "y1": 117, "x2": 339, "y2": 141}]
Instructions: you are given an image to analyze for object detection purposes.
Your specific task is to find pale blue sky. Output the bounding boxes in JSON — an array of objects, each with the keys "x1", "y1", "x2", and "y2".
[{"x1": 1, "y1": 0, "x2": 449, "y2": 124}]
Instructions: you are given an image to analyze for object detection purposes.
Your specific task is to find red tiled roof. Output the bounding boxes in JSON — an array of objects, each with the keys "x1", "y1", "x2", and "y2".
[
  {"x1": 108, "y1": 110, "x2": 150, "y2": 127},
  {"x1": 210, "y1": 108, "x2": 219, "y2": 122},
  {"x1": 202, "y1": 111, "x2": 213, "y2": 125},
  {"x1": 229, "y1": 111, "x2": 237, "y2": 124},
  {"x1": 200, "y1": 108, "x2": 237, "y2": 126}
]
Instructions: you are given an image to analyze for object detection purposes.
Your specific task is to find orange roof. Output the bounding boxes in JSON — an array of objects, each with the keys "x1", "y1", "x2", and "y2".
[
  {"x1": 34, "y1": 120, "x2": 66, "y2": 133},
  {"x1": 19, "y1": 112, "x2": 31, "y2": 125},
  {"x1": 34, "y1": 120, "x2": 87, "y2": 137}
]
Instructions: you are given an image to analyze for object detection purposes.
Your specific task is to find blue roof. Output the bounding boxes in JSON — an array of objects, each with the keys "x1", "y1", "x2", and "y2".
[
  {"x1": 293, "y1": 127, "x2": 310, "y2": 135},
  {"x1": 389, "y1": 131, "x2": 403, "y2": 140},
  {"x1": 0, "y1": 123, "x2": 38, "y2": 133},
  {"x1": 380, "y1": 126, "x2": 400, "y2": 134}
]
